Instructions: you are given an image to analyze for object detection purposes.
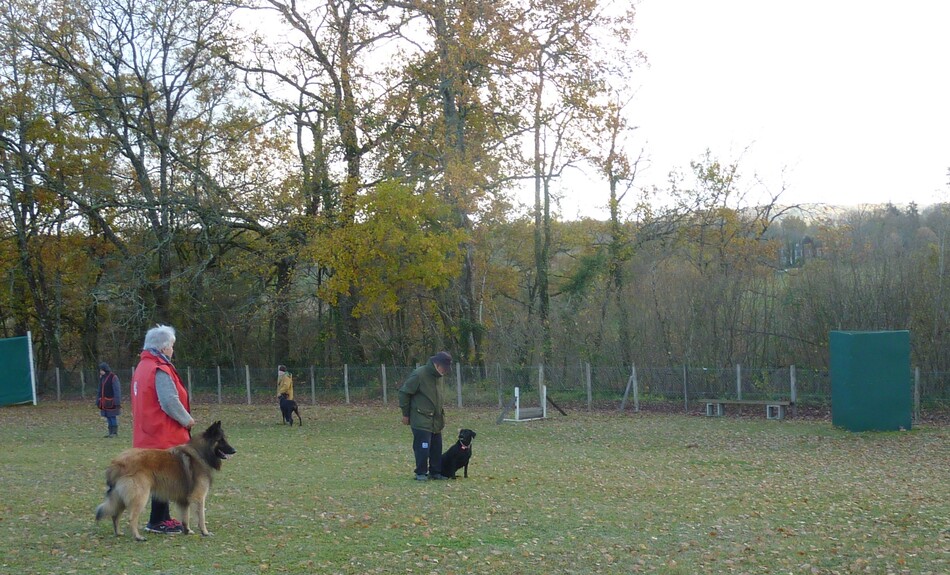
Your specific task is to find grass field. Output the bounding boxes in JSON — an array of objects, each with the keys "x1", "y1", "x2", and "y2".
[{"x1": 0, "y1": 402, "x2": 947, "y2": 575}]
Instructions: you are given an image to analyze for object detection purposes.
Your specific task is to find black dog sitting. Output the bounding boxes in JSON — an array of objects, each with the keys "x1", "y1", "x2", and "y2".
[
  {"x1": 440, "y1": 428, "x2": 476, "y2": 478},
  {"x1": 279, "y1": 394, "x2": 302, "y2": 426}
]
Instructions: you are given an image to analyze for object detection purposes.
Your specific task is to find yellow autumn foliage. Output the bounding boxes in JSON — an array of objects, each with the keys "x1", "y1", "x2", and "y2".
[{"x1": 304, "y1": 181, "x2": 467, "y2": 317}]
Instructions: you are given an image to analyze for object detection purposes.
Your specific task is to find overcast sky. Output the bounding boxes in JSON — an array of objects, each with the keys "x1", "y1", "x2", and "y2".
[{"x1": 554, "y1": 0, "x2": 950, "y2": 218}]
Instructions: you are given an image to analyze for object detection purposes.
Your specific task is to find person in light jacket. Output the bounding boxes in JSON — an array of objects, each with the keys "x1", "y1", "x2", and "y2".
[{"x1": 398, "y1": 351, "x2": 452, "y2": 481}]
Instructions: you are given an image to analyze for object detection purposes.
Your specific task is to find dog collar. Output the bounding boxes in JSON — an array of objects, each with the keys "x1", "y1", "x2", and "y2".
[{"x1": 460, "y1": 445, "x2": 470, "y2": 450}]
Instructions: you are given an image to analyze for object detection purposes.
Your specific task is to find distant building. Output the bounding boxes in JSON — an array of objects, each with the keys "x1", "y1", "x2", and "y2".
[{"x1": 779, "y1": 236, "x2": 822, "y2": 268}]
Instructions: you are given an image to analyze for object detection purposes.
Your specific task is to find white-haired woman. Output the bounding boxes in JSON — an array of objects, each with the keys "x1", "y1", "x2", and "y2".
[{"x1": 130, "y1": 324, "x2": 195, "y2": 535}]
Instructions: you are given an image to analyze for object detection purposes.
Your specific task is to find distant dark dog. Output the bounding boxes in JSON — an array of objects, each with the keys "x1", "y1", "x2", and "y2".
[
  {"x1": 279, "y1": 394, "x2": 301, "y2": 426},
  {"x1": 95, "y1": 421, "x2": 236, "y2": 540},
  {"x1": 440, "y1": 428, "x2": 476, "y2": 478}
]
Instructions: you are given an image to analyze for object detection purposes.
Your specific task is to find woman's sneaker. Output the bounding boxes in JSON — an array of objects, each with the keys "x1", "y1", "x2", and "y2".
[{"x1": 145, "y1": 519, "x2": 184, "y2": 534}]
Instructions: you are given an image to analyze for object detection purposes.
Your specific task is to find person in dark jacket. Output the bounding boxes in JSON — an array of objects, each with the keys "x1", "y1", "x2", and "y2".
[
  {"x1": 96, "y1": 362, "x2": 121, "y2": 438},
  {"x1": 398, "y1": 351, "x2": 452, "y2": 481}
]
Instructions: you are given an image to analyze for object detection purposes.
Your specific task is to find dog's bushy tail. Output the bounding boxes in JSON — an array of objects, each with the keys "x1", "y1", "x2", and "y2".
[
  {"x1": 95, "y1": 501, "x2": 109, "y2": 522},
  {"x1": 95, "y1": 467, "x2": 118, "y2": 522},
  {"x1": 104, "y1": 463, "x2": 121, "y2": 490},
  {"x1": 95, "y1": 491, "x2": 115, "y2": 522}
]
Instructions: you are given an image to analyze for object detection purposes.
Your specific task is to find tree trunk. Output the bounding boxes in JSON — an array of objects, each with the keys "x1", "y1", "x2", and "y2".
[
  {"x1": 433, "y1": 3, "x2": 481, "y2": 366},
  {"x1": 273, "y1": 257, "x2": 294, "y2": 365}
]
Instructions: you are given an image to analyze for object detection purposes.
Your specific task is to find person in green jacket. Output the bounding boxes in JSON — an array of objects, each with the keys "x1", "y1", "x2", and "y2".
[{"x1": 399, "y1": 351, "x2": 452, "y2": 481}]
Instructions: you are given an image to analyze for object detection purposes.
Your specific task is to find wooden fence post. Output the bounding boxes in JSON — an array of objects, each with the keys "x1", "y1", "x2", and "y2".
[
  {"x1": 80, "y1": 370, "x2": 86, "y2": 400},
  {"x1": 619, "y1": 364, "x2": 639, "y2": 413},
  {"x1": 310, "y1": 366, "x2": 315, "y2": 405},
  {"x1": 56, "y1": 367, "x2": 61, "y2": 401},
  {"x1": 539, "y1": 364, "x2": 547, "y2": 411},
  {"x1": 187, "y1": 366, "x2": 192, "y2": 399},
  {"x1": 683, "y1": 365, "x2": 689, "y2": 412},
  {"x1": 790, "y1": 365, "x2": 797, "y2": 418},
  {"x1": 382, "y1": 364, "x2": 388, "y2": 405},
  {"x1": 245, "y1": 365, "x2": 251, "y2": 405},
  {"x1": 344, "y1": 364, "x2": 350, "y2": 404},
  {"x1": 632, "y1": 364, "x2": 639, "y2": 412},
  {"x1": 456, "y1": 362, "x2": 462, "y2": 407},
  {"x1": 914, "y1": 366, "x2": 920, "y2": 423},
  {"x1": 585, "y1": 363, "x2": 592, "y2": 411},
  {"x1": 216, "y1": 366, "x2": 222, "y2": 405},
  {"x1": 736, "y1": 363, "x2": 742, "y2": 400},
  {"x1": 496, "y1": 363, "x2": 502, "y2": 408}
]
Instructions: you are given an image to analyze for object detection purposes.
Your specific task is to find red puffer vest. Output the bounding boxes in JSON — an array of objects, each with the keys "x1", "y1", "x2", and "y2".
[{"x1": 131, "y1": 350, "x2": 190, "y2": 449}]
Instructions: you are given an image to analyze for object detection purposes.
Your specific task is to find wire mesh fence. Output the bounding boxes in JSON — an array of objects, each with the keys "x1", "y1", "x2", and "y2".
[{"x1": 35, "y1": 362, "x2": 950, "y2": 421}]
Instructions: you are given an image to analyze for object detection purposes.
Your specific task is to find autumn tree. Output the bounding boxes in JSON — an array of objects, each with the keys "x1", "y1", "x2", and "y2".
[
  {"x1": 302, "y1": 181, "x2": 466, "y2": 362},
  {"x1": 502, "y1": 0, "x2": 637, "y2": 365},
  {"x1": 4, "y1": 0, "x2": 299, "y2": 368},
  {"x1": 0, "y1": 1, "x2": 98, "y2": 368},
  {"x1": 17, "y1": 0, "x2": 240, "y2": 332},
  {"x1": 379, "y1": 0, "x2": 526, "y2": 369},
  {"x1": 226, "y1": 0, "x2": 427, "y2": 364},
  {"x1": 645, "y1": 152, "x2": 787, "y2": 366},
  {"x1": 583, "y1": 89, "x2": 645, "y2": 367},
  {"x1": 914, "y1": 203, "x2": 950, "y2": 369}
]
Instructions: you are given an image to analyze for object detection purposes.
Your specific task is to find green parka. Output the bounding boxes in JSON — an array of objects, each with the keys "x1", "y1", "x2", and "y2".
[{"x1": 398, "y1": 360, "x2": 445, "y2": 433}]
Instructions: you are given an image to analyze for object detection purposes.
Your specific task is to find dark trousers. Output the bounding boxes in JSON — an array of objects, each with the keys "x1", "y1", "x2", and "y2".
[
  {"x1": 149, "y1": 497, "x2": 171, "y2": 525},
  {"x1": 411, "y1": 427, "x2": 443, "y2": 476}
]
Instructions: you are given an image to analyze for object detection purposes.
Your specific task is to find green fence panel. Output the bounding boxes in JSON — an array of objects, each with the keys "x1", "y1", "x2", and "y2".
[{"x1": 830, "y1": 331, "x2": 911, "y2": 432}]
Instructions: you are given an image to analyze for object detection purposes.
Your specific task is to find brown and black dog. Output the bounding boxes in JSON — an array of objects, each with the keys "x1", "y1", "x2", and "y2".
[{"x1": 95, "y1": 421, "x2": 236, "y2": 540}]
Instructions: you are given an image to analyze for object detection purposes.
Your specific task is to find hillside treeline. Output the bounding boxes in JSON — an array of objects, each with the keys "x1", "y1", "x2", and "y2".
[{"x1": 1, "y1": 0, "x2": 948, "y2": 372}]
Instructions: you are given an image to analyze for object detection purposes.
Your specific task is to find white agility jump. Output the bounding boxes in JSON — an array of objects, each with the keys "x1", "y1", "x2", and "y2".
[{"x1": 503, "y1": 385, "x2": 547, "y2": 422}]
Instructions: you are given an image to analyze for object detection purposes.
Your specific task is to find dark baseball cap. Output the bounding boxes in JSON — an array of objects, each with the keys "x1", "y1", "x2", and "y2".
[{"x1": 430, "y1": 351, "x2": 453, "y2": 370}]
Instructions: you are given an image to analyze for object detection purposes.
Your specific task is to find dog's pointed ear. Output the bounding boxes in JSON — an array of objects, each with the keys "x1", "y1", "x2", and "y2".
[{"x1": 206, "y1": 420, "x2": 222, "y2": 435}]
